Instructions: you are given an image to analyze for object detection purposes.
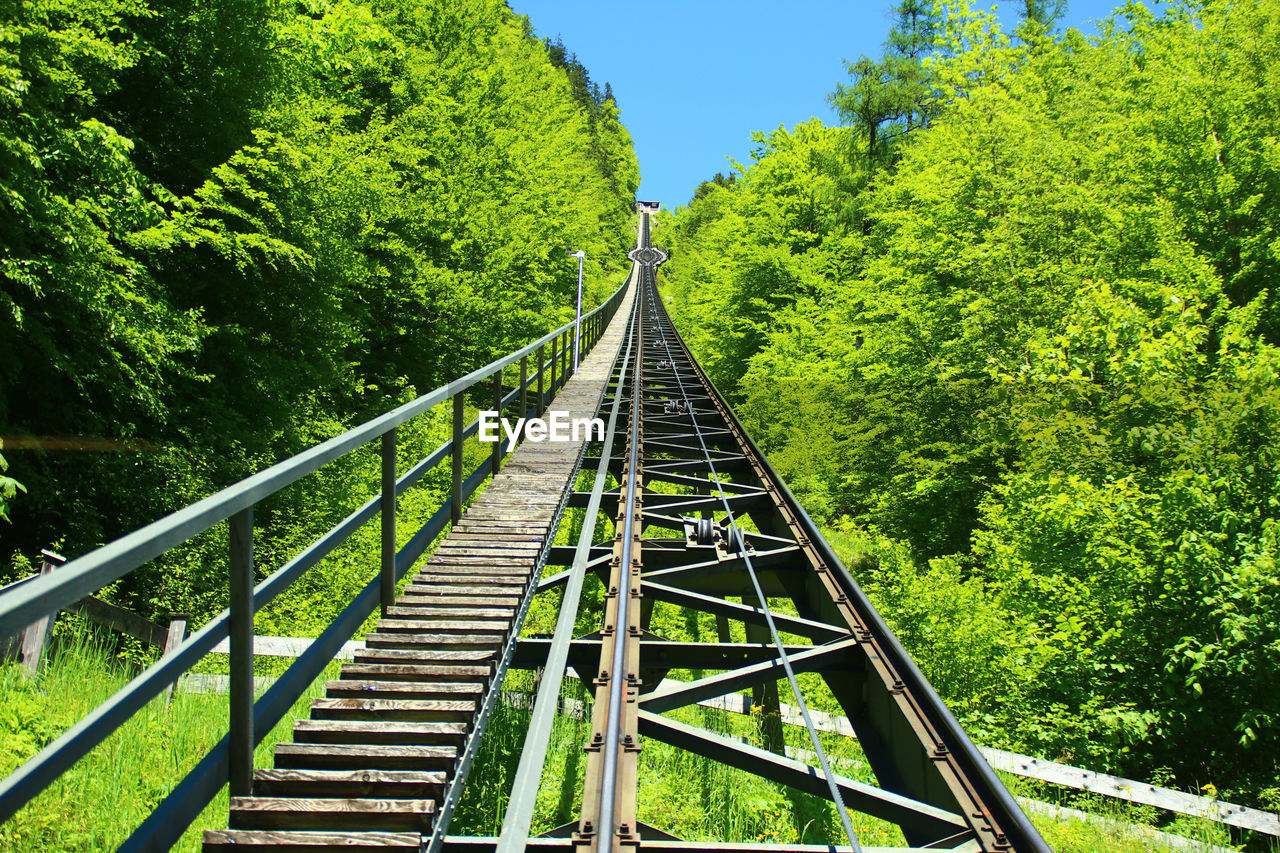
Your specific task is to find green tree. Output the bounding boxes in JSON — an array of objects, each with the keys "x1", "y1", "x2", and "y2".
[
  {"x1": 830, "y1": 0, "x2": 942, "y2": 173},
  {"x1": 665, "y1": 0, "x2": 1280, "y2": 803},
  {"x1": 1, "y1": 0, "x2": 638, "y2": 624}
]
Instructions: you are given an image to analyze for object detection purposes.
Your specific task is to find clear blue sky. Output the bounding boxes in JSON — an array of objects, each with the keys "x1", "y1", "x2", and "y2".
[{"x1": 507, "y1": 0, "x2": 1129, "y2": 208}]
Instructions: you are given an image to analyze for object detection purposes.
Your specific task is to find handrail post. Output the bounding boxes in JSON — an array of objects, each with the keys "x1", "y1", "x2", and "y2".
[
  {"x1": 520, "y1": 356, "x2": 528, "y2": 420},
  {"x1": 550, "y1": 336, "x2": 558, "y2": 402},
  {"x1": 18, "y1": 550, "x2": 65, "y2": 677},
  {"x1": 560, "y1": 331, "x2": 568, "y2": 385},
  {"x1": 380, "y1": 429, "x2": 396, "y2": 616},
  {"x1": 451, "y1": 394, "x2": 464, "y2": 524},
  {"x1": 491, "y1": 368, "x2": 503, "y2": 476},
  {"x1": 537, "y1": 345, "x2": 545, "y2": 415},
  {"x1": 162, "y1": 613, "x2": 189, "y2": 708},
  {"x1": 228, "y1": 507, "x2": 254, "y2": 797}
]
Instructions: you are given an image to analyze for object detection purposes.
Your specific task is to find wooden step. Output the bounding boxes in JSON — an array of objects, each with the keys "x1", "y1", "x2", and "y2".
[
  {"x1": 414, "y1": 562, "x2": 531, "y2": 577},
  {"x1": 363, "y1": 632, "x2": 502, "y2": 651},
  {"x1": 204, "y1": 829, "x2": 419, "y2": 851},
  {"x1": 451, "y1": 524, "x2": 547, "y2": 535},
  {"x1": 339, "y1": 663, "x2": 490, "y2": 683},
  {"x1": 352, "y1": 648, "x2": 496, "y2": 665},
  {"x1": 292, "y1": 719, "x2": 467, "y2": 746},
  {"x1": 396, "y1": 594, "x2": 519, "y2": 608},
  {"x1": 373, "y1": 619, "x2": 508, "y2": 634},
  {"x1": 403, "y1": 583, "x2": 524, "y2": 597},
  {"x1": 274, "y1": 743, "x2": 455, "y2": 771},
  {"x1": 309, "y1": 698, "x2": 475, "y2": 723},
  {"x1": 410, "y1": 577, "x2": 526, "y2": 592},
  {"x1": 325, "y1": 680, "x2": 484, "y2": 700},
  {"x1": 414, "y1": 560, "x2": 524, "y2": 573},
  {"x1": 252, "y1": 768, "x2": 445, "y2": 799},
  {"x1": 423, "y1": 553, "x2": 530, "y2": 566},
  {"x1": 383, "y1": 605, "x2": 513, "y2": 619},
  {"x1": 431, "y1": 543, "x2": 541, "y2": 556},
  {"x1": 229, "y1": 797, "x2": 434, "y2": 832}
]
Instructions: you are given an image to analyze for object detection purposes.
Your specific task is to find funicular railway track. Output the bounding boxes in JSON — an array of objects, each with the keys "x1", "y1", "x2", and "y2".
[
  {"x1": 0, "y1": 213, "x2": 1051, "y2": 853},
  {"x1": 482, "y1": 213, "x2": 1051, "y2": 853}
]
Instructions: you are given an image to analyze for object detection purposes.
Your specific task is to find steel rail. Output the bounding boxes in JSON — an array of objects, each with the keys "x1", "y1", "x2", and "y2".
[
  {"x1": 595, "y1": 263, "x2": 646, "y2": 853},
  {"x1": 493, "y1": 271, "x2": 642, "y2": 853},
  {"x1": 640, "y1": 270, "x2": 865, "y2": 852}
]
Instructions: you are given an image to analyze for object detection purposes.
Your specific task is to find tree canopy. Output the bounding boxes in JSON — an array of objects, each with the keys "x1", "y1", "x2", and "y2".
[
  {"x1": 661, "y1": 0, "x2": 1280, "y2": 812},
  {"x1": 0, "y1": 0, "x2": 638, "y2": 606}
]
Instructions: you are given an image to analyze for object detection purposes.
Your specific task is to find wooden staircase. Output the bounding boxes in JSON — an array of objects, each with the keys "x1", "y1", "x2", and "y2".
[
  {"x1": 203, "y1": 280, "x2": 635, "y2": 851},
  {"x1": 202, "y1": 536, "x2": 529, "y2": 849}
]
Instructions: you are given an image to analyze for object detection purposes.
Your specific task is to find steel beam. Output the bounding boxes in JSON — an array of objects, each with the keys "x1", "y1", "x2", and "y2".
[
  {"x1": 637, "y1": 711, "x2": 972, "y2": 843},
  {"x1": 639, "y1": 641, "x2": 860, "y2": 714}
]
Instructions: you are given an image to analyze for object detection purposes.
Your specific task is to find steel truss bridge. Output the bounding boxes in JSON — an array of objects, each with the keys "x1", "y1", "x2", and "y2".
[{"x1": 0, "y1": 213, "x2": 1051, "y2": 852}]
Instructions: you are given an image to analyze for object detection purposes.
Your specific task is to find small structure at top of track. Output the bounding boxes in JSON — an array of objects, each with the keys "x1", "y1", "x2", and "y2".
[{"x1": 626, "y1": 246, "x2": 667, "y2": 266}]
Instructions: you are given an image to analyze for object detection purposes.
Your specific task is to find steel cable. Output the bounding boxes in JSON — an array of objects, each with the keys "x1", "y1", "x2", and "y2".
[{"x1": 640, "y1": 270, "x2": 865, "y2": 853}]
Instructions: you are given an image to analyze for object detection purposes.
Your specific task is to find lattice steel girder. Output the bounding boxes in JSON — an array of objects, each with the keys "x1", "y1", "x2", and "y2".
[
  {"x1": 444, "y1": 840, "x2": 976, "y2": 853},
  {"x1": 640, "y1": 552, "x2": 805, "y2": 597},
  {"x1": 604, "y1": 269, "x2": 1046, "y2": 852},
  {"x1": 546, "y1": 545, "x2": 613, "y2": 567},
  {"x1": 510, "y1": 639, "x2": 818, "y2": 672},
  {"x1": 488, "y1": 212, "x2": 1046, "y2": 853},
  {"x1": 639, "y1": 492, "x2": 769, "y2": 516},
  {"x1": 639, "y1": 311, "x2": 1044, "y2": 852},
  {"x1": 637, "y1": 711, "x2": 972, "y2": 843},
  {"x1": 644, "y1": 455, "x2": 753, "y2": 475},
  {"x1": 643, "y1": 433, "x2": 738, "y2": 453},
  {"x1": 639, "y1": 641, "x2": 861, "y2": 714},
  {"x1": 642, "y1": 581, "x2": 847, "y2": 641}
]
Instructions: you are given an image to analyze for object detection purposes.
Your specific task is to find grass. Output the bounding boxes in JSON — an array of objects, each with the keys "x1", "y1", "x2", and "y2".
[
  {"x1": 453, "y1": 690, "x2": 1263, "y2": 851},
  {"x1": 1, "y1": 488, "x2": 1268, "y2": 852},
  {"x1": 446, "y1": 677, "x2": 1258, "y2": 851},
  {"x1": 0, "y1": 639, "x2": 1261, "y2": 851},
  {"x1": 0, "y1": 625, "x2": 332, "y2": 852}
]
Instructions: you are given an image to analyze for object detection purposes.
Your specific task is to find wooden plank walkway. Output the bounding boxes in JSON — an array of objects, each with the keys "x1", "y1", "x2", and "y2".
[{"x1": 203, "y1": 273, "x2": 637, "y2": 851}]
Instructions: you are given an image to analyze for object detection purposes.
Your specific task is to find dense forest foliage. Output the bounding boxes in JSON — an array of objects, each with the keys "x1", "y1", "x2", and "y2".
[
  {"x1": 0, "y1": 0, "x2": 638, "y2": 611},
  {"x1": 661, "y1": 0, "x2": 1279, "y2": 814}
]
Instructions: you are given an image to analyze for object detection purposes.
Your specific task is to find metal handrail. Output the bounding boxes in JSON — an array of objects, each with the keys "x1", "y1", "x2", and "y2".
[
  {"x1": 0, "y1": 276, "x2": 629, "y2": 846},
  {"x1": 0, "y1": 282, "x2": 626, "y2": 637}
]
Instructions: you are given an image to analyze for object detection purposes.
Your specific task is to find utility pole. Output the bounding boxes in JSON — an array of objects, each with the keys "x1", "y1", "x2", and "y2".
[{"x1": 569, "y1": 250, "x2": 585, "y2": 373}]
